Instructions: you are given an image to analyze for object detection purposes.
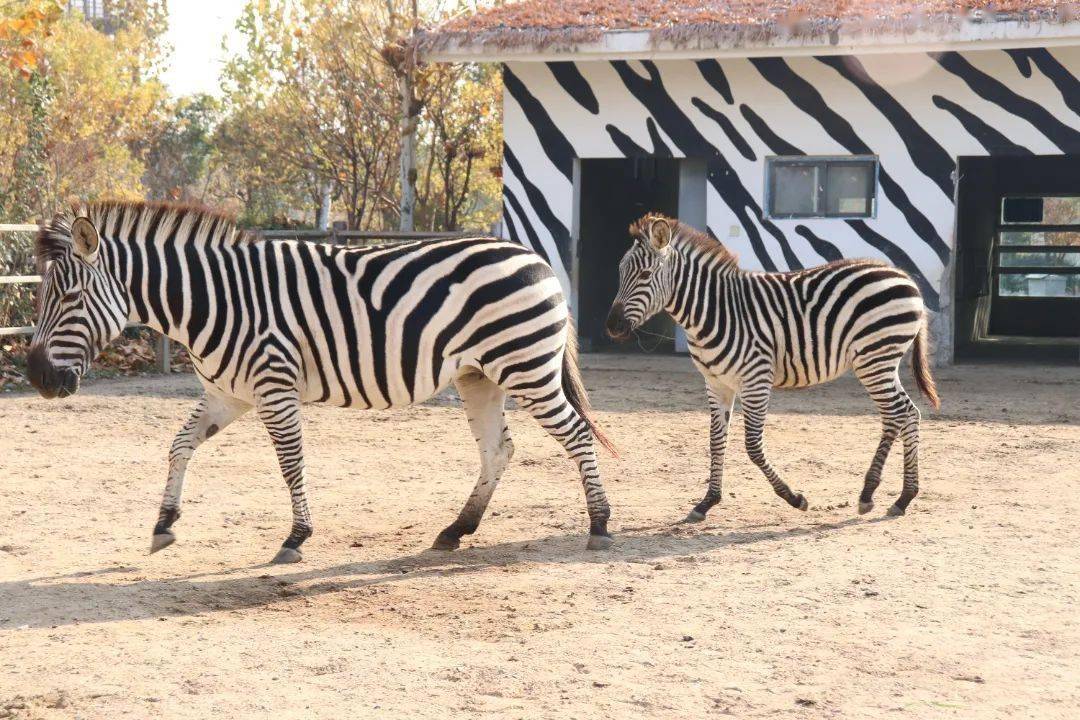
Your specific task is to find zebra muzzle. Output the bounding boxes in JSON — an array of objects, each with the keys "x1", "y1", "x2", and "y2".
[
  {"x1": 605, "y1": 304, "x2": 633, "y2": 342},
  {"x1": 26, "y1": 345, "x2": 80, "y2": 399}
]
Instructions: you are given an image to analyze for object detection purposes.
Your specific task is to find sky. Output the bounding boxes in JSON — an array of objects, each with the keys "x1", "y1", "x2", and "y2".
[{"x1": 161, "y1": 0, "x2": 248, "y2": 98}]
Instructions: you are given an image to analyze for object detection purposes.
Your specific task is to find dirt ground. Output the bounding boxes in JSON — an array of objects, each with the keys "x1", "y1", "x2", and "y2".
[{"x1": 1, "y1": 355, "x2": 1078, "y2": 719}]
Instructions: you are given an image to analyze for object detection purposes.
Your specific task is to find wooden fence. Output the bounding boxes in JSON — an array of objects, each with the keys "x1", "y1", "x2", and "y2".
[
  {"x1": 1, "y1": 225, "x2": 467, "y2": 373},
  {"x1": 259, "y1": 229, "x2": 467, "y2": 243},
  {"x1": 0, "y1": 223, "x2": 46, "y2": 339}
]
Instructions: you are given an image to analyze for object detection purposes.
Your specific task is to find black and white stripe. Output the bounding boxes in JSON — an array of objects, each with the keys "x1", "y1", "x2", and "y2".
[
  {"x1": 500, "y1": 48, "x2": 1080, "y2": 326},
  {"x1": 606, "y1": 214, "x2": 940, "y2": 520},
  {"x1": 28, "y1": 202, "x2": 617, "y2": 562}
]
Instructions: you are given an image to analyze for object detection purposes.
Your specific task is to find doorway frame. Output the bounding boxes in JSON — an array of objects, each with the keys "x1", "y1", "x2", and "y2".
[
  {"x1": 571, "y1": 156, "x2": 705, "y2": 353},
  {"x1": 953, "y1": 155, "x2": 1080, "y2": 363}
]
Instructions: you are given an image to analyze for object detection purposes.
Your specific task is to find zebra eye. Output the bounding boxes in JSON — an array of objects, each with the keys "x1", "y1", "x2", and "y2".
[
  {"x1": 639, "y1": 269, "x2": 653, "y2": 281},
  {"x1": 61, "y1": 290, "x2": 82, "y2": 305}
]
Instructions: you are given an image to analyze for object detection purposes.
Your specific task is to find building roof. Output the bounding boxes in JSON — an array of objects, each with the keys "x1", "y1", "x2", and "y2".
[{"x1": 418, "y1": 1, "x2": 1080, "y2": 62}]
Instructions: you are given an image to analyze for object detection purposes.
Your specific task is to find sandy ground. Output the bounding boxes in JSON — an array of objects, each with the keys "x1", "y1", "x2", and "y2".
[{"x1": 0, "y1": 355, "x2": 1078, "y2": 719}]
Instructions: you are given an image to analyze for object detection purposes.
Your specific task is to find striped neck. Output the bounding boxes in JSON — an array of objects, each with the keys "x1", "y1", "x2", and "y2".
[
  {"x1": 88, "y1": 204, "x2": 245, "y2": 352},
  {"x1": 665, "y1": 236, "x2": 740, "y2": 339},
  {"x1": 95, "y1": 233, "x2": 188, "y2": 350}
]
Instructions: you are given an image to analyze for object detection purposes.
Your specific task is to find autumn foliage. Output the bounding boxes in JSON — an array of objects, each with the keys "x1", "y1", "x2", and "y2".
[{"x1": 0, "y1": 0, "x2": 62, "y2": 78}]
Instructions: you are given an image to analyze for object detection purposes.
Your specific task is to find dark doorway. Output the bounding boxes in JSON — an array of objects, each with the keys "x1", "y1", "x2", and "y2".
[
  {"x1": 955, "y1": 155, "x2": 1079, "y2": 362},
  {"x1": 578, "y1": 158, "x2": 681, "y2": 352}
]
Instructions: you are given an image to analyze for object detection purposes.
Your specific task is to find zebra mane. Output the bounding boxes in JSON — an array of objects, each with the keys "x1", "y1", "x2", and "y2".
[
  {"x1": 35, "y1": 213, "x2": 75, "y2": 274},
  {"x1": 629, "y1": 213, "x2": 739, "y2": 267},
  {"x1": 35, "y1": 200, "x2": 244, "y2": 273}
]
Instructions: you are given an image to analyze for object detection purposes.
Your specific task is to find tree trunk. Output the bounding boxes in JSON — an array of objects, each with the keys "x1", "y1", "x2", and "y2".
[
  {"x1": 317, "y1": 180, "x2": 332, "y2": 230},
  {"x1": 398, "y1": 71, "x2": 418, "y2": 232}
]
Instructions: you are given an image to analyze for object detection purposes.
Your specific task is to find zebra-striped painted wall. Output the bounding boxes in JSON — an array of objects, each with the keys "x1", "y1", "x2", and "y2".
[{"x1": 499, "y1": 46, "x2": 1080, "y2": 357}]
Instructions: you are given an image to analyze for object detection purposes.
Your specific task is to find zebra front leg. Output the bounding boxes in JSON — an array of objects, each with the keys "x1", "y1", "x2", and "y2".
[
  {"x1": 684, "y1": 382, "x2": 736, "y2": 523},
  {"x1": 741, "y1": 380, "x2": 809, "y2": 511},
  {"x1": 257, "y1": 390, "x2": 313, "y2": 564},
  {"x1": 151, "y1": 392, "x2": 250, "y2": 554},
  {"x1": 432, "y1": 372, "x2": 514, "y2": 550}
]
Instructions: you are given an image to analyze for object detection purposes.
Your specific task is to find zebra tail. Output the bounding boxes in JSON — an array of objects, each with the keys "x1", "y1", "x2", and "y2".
[
  {"x1": 911, "y1": 319, "x2": 941, "y2": 410},
  {"x1": 561, "y1": 319, "x2": 620, "y2": 459}
]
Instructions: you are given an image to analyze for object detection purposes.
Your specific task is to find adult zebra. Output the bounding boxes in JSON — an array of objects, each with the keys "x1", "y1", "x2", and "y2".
[
  {"x1": 606, "y1": 214, "x2": 939, "y2": 520},
  {"x1": 27, "y1": 201, "x2": 616, "y2": 563}
]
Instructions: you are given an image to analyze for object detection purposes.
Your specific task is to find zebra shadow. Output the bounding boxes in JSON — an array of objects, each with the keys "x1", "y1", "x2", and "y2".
[{"x1": 0, "y1": 517, "x2": 873, "y2": 630}]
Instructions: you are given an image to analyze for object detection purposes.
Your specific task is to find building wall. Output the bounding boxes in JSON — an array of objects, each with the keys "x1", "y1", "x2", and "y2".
[{"x1": 499, "y1": 47, "x2": 1080, "y2": 361}]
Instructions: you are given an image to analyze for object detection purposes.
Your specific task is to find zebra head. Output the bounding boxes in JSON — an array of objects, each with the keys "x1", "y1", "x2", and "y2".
[
  {"x1": 606, "y1": 214, "x2": 675, "y2": 342},
  {"x1": 27, "y1": 215, "x2": 128, "y2": 399}
]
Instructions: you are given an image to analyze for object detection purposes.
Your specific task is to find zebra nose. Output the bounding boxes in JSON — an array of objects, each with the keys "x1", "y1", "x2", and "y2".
[
  {"x1": 606, "y1": 305, "x2": 632, "y2": 341},
  {"x1": 26, "y1": 345, "x2": 61, "y2": 399}
]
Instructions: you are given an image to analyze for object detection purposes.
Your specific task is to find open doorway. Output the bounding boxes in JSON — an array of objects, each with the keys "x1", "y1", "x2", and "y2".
[
  {"x1": 955, "y1": 155, "x2": 1079, "y2": 362},
  {"x1": 576, "y1": 158, "x2": 681, "y2": 352}
]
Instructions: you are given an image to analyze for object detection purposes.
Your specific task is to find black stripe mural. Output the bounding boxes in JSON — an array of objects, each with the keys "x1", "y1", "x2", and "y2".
[
  {"x1": 499, "y1": 48, "x2": 1080, "y2": 315},
  {"x1": 816, "y1": 55, "x2": 956, "y2": 199},
  {"x1": 611, "y1": 58, "x2": 802, "y2": 272}
]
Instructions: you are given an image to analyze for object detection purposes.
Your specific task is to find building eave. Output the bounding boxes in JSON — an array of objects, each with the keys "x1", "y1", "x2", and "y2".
[{"x1": 421, "y1": 19, "x2": 1080, "y2": 63}]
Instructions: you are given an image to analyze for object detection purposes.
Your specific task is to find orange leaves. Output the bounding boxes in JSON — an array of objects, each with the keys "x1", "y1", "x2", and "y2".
[
  {"x1": 8, "y1": 48, "x2": 37, "y2": 77},
  {"x1": 0, "y1": 0, "x2": 63, "y2": 77}
]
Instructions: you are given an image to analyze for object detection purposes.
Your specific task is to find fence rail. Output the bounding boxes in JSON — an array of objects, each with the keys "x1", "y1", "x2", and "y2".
[
  {"x1": 257, "y1": 229, "x2": 469, "y2": 243},
  {"x1": 0, "y1": 224, "x2": 43, "y2": 341},
  {"x1": 1, "y1": 226, "x2": 473, "y2": 372}
]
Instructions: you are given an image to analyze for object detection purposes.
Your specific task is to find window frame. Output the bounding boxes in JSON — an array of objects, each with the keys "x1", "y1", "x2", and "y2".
[
  {"x1": 764, "y1": 155, "x2": 880, "y2": 220},
  {"x1": 993, "y1": 194, "x2": 1080, "y2": 300}
]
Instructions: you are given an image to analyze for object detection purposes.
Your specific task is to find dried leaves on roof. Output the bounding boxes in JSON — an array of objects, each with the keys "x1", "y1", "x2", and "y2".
[{"x1": 419, "y1": 1, "x2": 1079, "y2": 50}]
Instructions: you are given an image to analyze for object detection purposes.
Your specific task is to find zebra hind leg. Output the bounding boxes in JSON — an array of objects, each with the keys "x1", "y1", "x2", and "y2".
[
  {"x1": 853, "y1": 359, "x2": 907, "y2": 515},
  {"x1": 890, "y1": 397, "x2": 921, "y2": 516},
  {"x1": 432, "y1": 371, "x2": 514, "y2": 551},
  {"x1": 507, "y1": 384, "x2": 612, "y2": 551},
  {"x1": 151, "y1": 393, "x2": 250, "y2": 554}
]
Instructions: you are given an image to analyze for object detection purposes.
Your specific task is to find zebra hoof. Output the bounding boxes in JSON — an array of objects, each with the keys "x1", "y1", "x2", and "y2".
[
  {"x1": 886, "y1": 504, "x2": 906, "y2": 517},
  {"x1": 682, "y1": 510, "x2": 707, "y2": 524},
  {"x1": 430, "y1": 532, "x2": 461, "y2": 551},
  {"x1": 858, "y1": 501, "x2": 874, "y2": 515},
  {"x1": 271, "y1": 547, "x2": 303, "y2": 564},
  {"x1": 586, "y1": 534, "x2": 613, "y2": 551},
  {"x1": 149, "y1": 531, "x2": 176, "y2": 554},
  {"x1": 796, "y1": 495, "x2": 809, "y2": 511}
]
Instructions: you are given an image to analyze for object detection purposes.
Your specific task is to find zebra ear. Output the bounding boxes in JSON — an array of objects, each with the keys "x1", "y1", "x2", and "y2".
[
  {"x1": 648, "y1": 218, "x2": 673, "y2": 251},
  {"x1": 71, "y1": 217, "x2": 100, "y2": 263}
]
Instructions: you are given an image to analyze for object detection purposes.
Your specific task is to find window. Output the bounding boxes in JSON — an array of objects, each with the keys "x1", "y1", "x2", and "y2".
[
  {"x1": 766, "y1": 157, "x2": 878, "y2": 219},
  {"x1": 995, "y1": 196, "x2": 1080, "y2": 298},
  {"x1": 1001, "y1": 196, "x2": 1080, "y2": 225}
]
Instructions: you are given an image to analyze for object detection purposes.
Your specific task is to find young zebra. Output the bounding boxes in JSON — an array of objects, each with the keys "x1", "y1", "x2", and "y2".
[
  {"x1": 606, "y1": 214, "x2": 939, "y2": 520},
  {"x1": 27, "y1": 201, "x2": 616, "y2": 563}
]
